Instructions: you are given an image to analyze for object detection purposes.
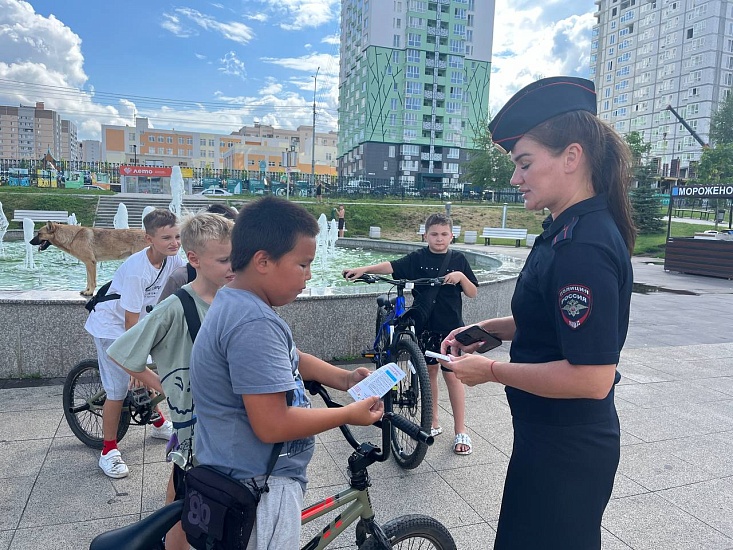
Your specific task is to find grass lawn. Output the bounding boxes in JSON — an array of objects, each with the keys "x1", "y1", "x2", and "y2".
[{"x1": 634, "y1": 221, "x2": 721, "y2": 257}]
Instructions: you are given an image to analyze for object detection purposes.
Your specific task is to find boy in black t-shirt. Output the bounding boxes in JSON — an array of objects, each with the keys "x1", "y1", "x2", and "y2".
[{"x1": 343, "y1": 213, "x2": 478, "y2": 454}]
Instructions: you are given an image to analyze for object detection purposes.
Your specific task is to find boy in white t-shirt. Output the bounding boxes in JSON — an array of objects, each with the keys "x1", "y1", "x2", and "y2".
[{"x1": 85, "y1": 208, "x2": 185, "y2": 478}]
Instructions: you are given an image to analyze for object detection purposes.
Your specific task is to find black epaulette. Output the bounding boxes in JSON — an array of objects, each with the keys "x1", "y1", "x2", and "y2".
[{"x1": 551, "y1": 216, "x2": 579, "y2": 248}]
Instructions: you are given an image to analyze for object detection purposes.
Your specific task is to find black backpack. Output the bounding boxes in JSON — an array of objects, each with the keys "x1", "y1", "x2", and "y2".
[{"x1": 84, "y1": 281, "x2": 121, "y2": 313}]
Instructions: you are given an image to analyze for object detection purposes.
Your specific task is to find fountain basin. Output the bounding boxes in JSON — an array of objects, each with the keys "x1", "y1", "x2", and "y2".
[{"x1": 0, "y1": 238, "x2": 521, "y2": 378}]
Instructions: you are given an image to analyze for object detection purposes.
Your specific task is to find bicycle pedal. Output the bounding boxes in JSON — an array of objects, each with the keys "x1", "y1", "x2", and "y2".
[
  {"x1": 360, "y1": 349, "x2": 376, "y2": 358},
  {"x1": 129, "y1": 386, "x2": 152, "y2": 407}
]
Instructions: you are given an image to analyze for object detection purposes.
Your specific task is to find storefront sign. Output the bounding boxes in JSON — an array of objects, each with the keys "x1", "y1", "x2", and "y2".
[
  {"x1": 672, "y1": 185, "x2": 733, "y2": 198},
  {"x1": 119, "y1": 166, "x2": 173, "y2": 177}
]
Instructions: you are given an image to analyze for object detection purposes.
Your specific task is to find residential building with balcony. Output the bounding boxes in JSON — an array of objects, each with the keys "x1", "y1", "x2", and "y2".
[
  {"x1": 591, "y1": 0, "x2": 732, "y2": 179},
  {"x1": 0, "y1": 102, "x2": 72, "y2": 161},
  {"x1": 337, "y1": 0, "x2": 494, "y2": 190}
]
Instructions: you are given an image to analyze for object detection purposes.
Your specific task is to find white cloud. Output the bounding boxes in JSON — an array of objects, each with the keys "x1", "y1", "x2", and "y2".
[
  {"x1": 489, "y1": 0, "x2": 595, "y2": 114},
  {"x1": 244, "y1": 13, "x2": 269, "y2": 23},
  {"x1": 160, "y1": 13, "x2": 196, "y2": 38},
  {"x1": 0, "y1": 0, "x2": 134, "y2": 139},
  {"x1": 259, "y1": 78, "x2": 283, "y2": 96},
  {"x1": 321, "y1": 33, "x2": 339, "y2": 45},
  {"x1": 218, "y1": 51, "x2": 246, "y2": 79},
  {"x1": 271, "y1": 0, "x2": 339, "y2": 31},
  {"x1": 194, "y1": 53, "x2": 207, "y2": 60},
  {"x1": 162, "y1": 7, "x2": 255, "y2": 45}
]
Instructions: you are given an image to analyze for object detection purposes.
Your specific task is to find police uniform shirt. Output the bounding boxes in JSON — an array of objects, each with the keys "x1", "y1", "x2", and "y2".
[
  {"x1": 390, "y1": 248, "x2": 478, "y2": 333},
  {"x1": 507, "y1": 193, "x2": 633, "y2": 424}
]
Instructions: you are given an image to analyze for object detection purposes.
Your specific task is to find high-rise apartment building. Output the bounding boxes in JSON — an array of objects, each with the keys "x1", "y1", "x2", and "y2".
[
  {"x1": 61, "y1": 119, "x2": 79, "y2": 161},
  {"x1": 591, "y1": 0, "x2": 732, "y2": 179},
  {"x1": 338, "y1": 0, "x2": 493, "y2": 189},
  {"x1": 0, "y1": 102, "x2": 75, "y2": 161}
]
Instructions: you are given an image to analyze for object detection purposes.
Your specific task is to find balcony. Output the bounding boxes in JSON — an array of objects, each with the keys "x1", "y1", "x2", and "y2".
[
  {"x1": 427, "y1": 27, "x2": 449, "y2": 37},
  {"x1": 424, "y1": 90, "x2": 445, "y2": 100},
  {"x1": 423, "y1": 122, "x2": 444, "y2": 131},
  {"x1": 425, "y1": 58, "x2": 447, "y2": 69},
  {"x1": 421, "y1": 152, "x2": 443, "y2": 161}
]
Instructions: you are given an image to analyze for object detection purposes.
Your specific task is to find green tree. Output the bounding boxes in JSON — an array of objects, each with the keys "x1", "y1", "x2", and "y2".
[
  {"x1": 625, "y1": 132, "x2": 664, "y2": 234},
  {"x1": 461, "y1": 125, "x2": 514, "y2": 194},
  {"x1": 696, "y1": 143, "x2": 733, "y2": 183},
  {"x1": 709, "y1": 92, "x2": 733, "y2": 145}
]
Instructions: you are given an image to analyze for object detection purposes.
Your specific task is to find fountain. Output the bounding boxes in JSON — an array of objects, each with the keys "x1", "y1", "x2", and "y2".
[
  {"x1": 113, "y1": 203, "x2": 129, "y2": 229},
  {"x1": 0, "y1": 201, "x2": 8, "y2": 257},
  {"x1": 169, "y1": 166, "x2": 184, "y2": 219},
  {"x1": 23, "y1": 218, "x2": 36, "y2": 270},
  {"x1": 141, "y1": 205, "x2": 156, "y2": 228}
]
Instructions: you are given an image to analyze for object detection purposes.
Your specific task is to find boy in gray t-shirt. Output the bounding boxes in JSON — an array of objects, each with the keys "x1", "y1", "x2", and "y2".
[{"x1": 190, "y1": 197, "x2": 383, "y2": 549}]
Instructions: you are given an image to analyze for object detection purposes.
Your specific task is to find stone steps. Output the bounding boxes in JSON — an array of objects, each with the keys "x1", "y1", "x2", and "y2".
[{"x1": 94, "y1": 194, "x2": 228, "y2": 228}]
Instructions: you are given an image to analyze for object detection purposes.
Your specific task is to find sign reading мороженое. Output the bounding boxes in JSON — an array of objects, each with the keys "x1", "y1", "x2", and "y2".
[{"x1": 672, "y1": 185, "x2": 733, "y2": 198}]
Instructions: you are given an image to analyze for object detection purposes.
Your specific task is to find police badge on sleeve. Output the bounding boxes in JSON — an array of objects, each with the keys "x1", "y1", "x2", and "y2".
[{"x1": 558, "y1": 285, "x2": 592, "y2": 329}]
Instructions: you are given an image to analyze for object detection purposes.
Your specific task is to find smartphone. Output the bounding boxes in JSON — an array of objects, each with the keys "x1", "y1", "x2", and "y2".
[
  {"x1": 425, "y1": 350, "x2": 452, "y2": 362},
  {"x1": 454, "y1": 326, "x2": 502, "y2": 353}
]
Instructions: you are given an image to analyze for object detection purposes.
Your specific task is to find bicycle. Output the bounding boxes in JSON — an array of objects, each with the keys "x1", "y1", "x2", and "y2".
[
  {"x1": 89, "y1": 381, "x2": 457, "y2": 550},
  {"x1": 351, "y1": 274, "x2": 444, "y2": 470},
  {"x1": 63, "y1": 359, "x2": 164, "y2": 449}
]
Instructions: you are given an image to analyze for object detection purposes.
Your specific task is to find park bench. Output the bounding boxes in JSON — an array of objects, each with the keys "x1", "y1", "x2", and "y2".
[
  {"x1": 481, "y1": 227, "x2": 528, "y2": 247},
  {"x1": 452, "y1": 225, "x2": 461, "y2": 243},
  {"x1": 417, "y1": 223, "x2": 426, "y2": 241},
  {"x1": 12, "y1": 209, "x2": 69, "y2": 224}
]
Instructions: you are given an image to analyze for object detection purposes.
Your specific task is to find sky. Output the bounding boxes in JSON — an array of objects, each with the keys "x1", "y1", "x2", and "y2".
[{"x1": 0, "y1": 0, "x2": 596, "y2": 142}]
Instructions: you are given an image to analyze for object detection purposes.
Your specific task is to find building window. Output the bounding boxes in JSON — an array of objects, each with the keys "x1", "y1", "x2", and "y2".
[
  {"x1": 393, "y1": 34, "x2": 400, "y2": 47},
  {"x1": 407, "y1": 49, "x2": 420, "y2": 63},
  {"x1": 406, "y1": 65, "x2": 420, "y2": 78},
  {"x1": 208, "y1": 139, "x2": 215, "y2": 147},
  {"x1": 389, "y1": 146, "x2": 396, "y2": 158},
  {"x1": 407, "y1": 33, "x2": 421, "y2": 47}
]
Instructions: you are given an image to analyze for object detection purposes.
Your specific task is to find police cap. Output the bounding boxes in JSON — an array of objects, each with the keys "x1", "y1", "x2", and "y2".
[{"x1": 488, "y1": 77, "x2": 597, "y2": 154}]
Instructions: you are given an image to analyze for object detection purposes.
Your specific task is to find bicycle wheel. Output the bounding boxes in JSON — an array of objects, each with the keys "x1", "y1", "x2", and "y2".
[
  {"x1": 62, "y1": 359, "x2": 130, "y2": 449},
  {"x1": 389, "y1": 337, "x2": 432, "y2": 469},
  {"x1": 359, "y1": 514, "x2": 456, "y2": 550}
]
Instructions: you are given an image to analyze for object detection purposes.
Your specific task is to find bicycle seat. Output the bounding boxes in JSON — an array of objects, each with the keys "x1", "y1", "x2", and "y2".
[{"x1": 89, "y1": 500, "x2": 183, "y2": 550}]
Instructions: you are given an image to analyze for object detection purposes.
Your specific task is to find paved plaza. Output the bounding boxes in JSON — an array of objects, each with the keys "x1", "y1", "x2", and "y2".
[{"x1": 2, "y1": 245, "x2": 733, "y2": 549}]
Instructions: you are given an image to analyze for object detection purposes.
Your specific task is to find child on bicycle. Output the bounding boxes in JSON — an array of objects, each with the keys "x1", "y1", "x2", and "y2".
[
  {"x1": 84, "y1": 208, "x2": 185, "y2": 479},
  {"x1": 343, "y1": 213, "x2": 478, "y2": 455},
  {"x1": 108, "y1": 212, "x2": 234, "y2": 550},
  {"x1": 189, "y1": 196, "x2": 383, "y2": 549}
]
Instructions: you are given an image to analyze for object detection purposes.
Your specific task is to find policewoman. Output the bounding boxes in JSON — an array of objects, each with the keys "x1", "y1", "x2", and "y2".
[{"x1": 440, "y1": 77, "x2": 635, "y2": 549}]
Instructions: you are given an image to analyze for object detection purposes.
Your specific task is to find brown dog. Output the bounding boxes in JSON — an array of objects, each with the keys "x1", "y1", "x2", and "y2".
[{"x1": 30, "y1": 222, "x2": 148, "y2": 296}]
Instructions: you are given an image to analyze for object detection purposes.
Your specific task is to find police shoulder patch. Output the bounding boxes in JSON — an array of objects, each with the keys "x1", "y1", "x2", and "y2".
[{"x1": 558, "y1": 284, "x2": 592, "y2": 329}]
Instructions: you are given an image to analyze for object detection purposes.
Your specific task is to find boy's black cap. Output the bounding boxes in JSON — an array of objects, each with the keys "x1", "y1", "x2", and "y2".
[{"x1": 488, "y1": 77, "x2": 597, "y2": 154}]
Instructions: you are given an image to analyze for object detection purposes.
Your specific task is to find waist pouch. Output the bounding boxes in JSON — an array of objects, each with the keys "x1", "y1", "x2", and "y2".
[{"x1": 181, "y1": 465, "x2": 260, "y2": 550}]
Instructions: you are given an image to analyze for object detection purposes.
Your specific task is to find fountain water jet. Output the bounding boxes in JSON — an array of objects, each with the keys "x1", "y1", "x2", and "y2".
[
  {"x1": 169, "y1": 166, "x2": 184, "y2": 219},
  {"x1": 113, "y1": 203, "x2": 129, "y2": 229},
  {"x1": 141, "y1": 205, "x2": 156, "y2": 228},
  {"x1": 0, "y1": 201, "x2": 8, "y2": 258},
  {"x1": 23, "y1": 218, "x2": 35, "y2": 270}
]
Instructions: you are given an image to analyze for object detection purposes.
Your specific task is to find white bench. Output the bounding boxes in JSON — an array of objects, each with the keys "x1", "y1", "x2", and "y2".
[
  {"x1": 481, "y1": 227, "x2": 528, "y2": 247},
  {"x1": 451, "y1": 225, "x2": 461, "y2": 243},
  {"x1": 12, "y1": 209, "x2": 69, "y2": 223},
  {"x1": 464, "y1": 230, "x2": 478, "y2": 244},
  {"x1": 417, "y1": 223, "x2": 426, "y2": 241}
]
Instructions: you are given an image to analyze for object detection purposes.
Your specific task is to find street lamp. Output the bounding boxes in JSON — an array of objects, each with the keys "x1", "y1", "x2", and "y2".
[{"x1": 311, "y1": 67, "x2": 319, "y2": 188}]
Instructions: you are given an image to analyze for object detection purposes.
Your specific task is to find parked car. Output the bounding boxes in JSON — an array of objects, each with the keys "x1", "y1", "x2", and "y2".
[
  {"x1": 346, "y1": 180, "x2": 372, "y2": 194},
  {"x1": 80, "y1": 184, "x2": 106, "y2": 191},
  {"x1": 197, "y1": 188, "x2": 233, "y2": 196}
]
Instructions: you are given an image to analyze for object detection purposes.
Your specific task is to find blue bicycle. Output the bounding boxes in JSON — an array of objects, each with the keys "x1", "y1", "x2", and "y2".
[{"x1": 353, "y1": 274, "x2": 443, "y2": 469}]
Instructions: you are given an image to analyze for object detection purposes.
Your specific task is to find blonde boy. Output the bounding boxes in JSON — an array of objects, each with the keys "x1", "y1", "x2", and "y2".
[{"x1": 108, "y1": 212, "x2": 234, "y2": 550}]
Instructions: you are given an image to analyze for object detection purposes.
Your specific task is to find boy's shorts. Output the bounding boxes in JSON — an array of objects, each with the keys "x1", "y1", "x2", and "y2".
[
  {"x1": 246, "y1": 477, "x2": 304, "y2": 550},
  {"x1": 419, "y1": 331, "x2": 453, "y2": 372},
  {"x1": 94, "y1": 337, "x2": 130, "y2": 400}
]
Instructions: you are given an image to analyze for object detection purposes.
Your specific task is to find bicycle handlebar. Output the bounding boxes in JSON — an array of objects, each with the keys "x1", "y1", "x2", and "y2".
[
  {"x1": 304, "y1": 380, "x2": 433, "y2": 450},
  {"x1": 352, "y1": 274, "x2": 445, "y2": 287}
]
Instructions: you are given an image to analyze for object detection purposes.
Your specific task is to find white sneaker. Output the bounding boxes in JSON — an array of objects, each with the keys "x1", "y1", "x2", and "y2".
[
  {"x1": 149, "y1": 420, "x2": 173, "y2": 441},
  {"x1": 99, "y1": 449, "x2": 129, "y2": 479}
]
